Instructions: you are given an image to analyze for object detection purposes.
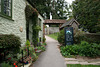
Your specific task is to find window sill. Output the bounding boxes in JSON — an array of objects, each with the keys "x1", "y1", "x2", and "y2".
[{"x1": 0, "y1": 14, "x2": 14, "y2": 21}]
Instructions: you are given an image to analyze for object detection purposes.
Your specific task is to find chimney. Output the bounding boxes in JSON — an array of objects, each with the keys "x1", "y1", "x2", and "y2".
[{"x1": 50, "y1": 12, "x2": 52, "y2": 20}]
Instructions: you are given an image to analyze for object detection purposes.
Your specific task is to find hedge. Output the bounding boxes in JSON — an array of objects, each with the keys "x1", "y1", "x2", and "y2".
[
  {"x1": 58, "y1": 29, "x2": 100, "y2": 45},
  {"x1": 0, "y1": 34, "x2": 21, "y2": 53},
  {"x1": 74, "y1": 33, "x2": 100, "y2": 44}
]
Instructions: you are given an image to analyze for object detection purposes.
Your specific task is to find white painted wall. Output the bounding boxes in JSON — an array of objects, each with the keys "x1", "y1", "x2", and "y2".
[
  {"x1": 29, "y1": 19, "x2": 33, "y2": 43},
  {"x1": 0, "y1": 0, "x2": 26, "y2": 46}
]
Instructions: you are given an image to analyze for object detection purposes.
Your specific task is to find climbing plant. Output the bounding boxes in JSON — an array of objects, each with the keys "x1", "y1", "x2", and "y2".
[
  {"x1": 25, "y1": 5, "x2": 41, "y2": 46},
  {"x1": 32, "y1": 18, "x2": 41, "y2": 46},
  {"x1": 25, "y1": 5, "x2": 38, "y2": 22}
]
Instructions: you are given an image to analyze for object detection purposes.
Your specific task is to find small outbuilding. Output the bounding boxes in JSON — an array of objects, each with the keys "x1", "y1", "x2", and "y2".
[{"x1": 60, "y1": 18, "x2": 80, "y2": 34}]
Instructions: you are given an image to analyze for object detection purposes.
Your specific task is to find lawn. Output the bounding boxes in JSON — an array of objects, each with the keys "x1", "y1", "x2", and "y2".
[
  {"x1": 67, "y1": 64, "x2": 100, "y2": 67},
  {"x1": 47, "y1": 32, "x2": 59, "y2": 40}
]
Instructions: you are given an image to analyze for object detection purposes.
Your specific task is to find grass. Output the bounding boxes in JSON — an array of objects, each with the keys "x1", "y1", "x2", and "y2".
[
  {"x1": 67, "y1": 64, "x2": 100, "y2": 67},
  {"x1": 47, "y1": 32, "x2": 59, "y2": 40}
]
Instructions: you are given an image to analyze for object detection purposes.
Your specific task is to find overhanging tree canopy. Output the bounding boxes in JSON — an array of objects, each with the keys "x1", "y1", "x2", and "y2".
[
  {"x1": 29, "y1": 0, "x2": 71, "y2": 19},
  {"x1": 72, "y1": 0, "x2": 100, "y2": 33}
]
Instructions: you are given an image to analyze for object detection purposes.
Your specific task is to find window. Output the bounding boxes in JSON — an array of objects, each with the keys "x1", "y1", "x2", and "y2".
[
  {"x1": 38, "y1": 18, "x2": 41, "y2": 27},
  {"x1": 0, "y1": 0, "x2": 1, "y2": 12},
  {"x1": 0, "y1": 0, "x2": 12, "y2": 18}
]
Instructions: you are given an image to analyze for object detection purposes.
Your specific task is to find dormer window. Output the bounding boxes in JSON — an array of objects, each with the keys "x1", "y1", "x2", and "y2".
[{"x1": 0, "y1": 0, "x2": 12, "y2": 18}]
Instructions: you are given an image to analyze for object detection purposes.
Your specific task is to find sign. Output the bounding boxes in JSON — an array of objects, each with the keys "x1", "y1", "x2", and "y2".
[{"x1": 65, "y1": 27, "x2": 73, "y2": 45}]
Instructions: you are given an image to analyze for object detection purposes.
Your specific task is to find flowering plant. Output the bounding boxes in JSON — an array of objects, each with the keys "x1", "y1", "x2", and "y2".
[
  {"x1": 13, "y1": 61, "x2": 18, "y2": 67},
  {"x1": 25, "y1": 40, "x2": 30, "y2": 47}
]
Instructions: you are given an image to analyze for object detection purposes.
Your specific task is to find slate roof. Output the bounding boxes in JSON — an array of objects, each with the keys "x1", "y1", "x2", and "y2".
[
  {"x1": 44, "y1": 19, "x2": 66, "y2": 24},
  {"x1": 60, "y1": 18, "x2": 80, "y2": 28}
]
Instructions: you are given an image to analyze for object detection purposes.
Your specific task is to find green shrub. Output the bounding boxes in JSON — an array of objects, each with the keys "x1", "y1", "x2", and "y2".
[
  {"x1": 0, "y1": 34, "x2": 21, "y2": 53},
  {"x1": 36, "y1": 46, "x2": 46, "y2": 51},
  {"x1": 60, "y1": 45, "x2": 79, "y2": 56},
  {"x1": 43, "y1": 43, "x2": 47, "y2": 46},
  {"x1": 60, "y1": 41, "x2": 100, "y2": 57},
  {"x1": 19, "y1": 45, "x2": 38, "y2": 63},
  {"x1": 74, "y1": 31, "x2": 100, "y2": 44},
  {"x1": 43, "y1": 37, "x2": 46, "y2": 43},
  {"x1": 29, "y1": 46, "x2": 38, "y2": 61},
  {"x1": 85, "y1": 33, "x2": 100, "y2": 44},
  {"x1": 25, "y1": 40, "x2": 30, "y2": 47},
  {"x1": 5, "y1": 54, "x2": 19, "y2": 65},
  {"x1": 58, "y1": 29, "x2": 100, "y2": 45},
  {"x1": 57, "y1": 29, "x2": 65, "y2": 45},
  {"x1": 0, "y1": 62, "x2": 13, "y2": 67}
]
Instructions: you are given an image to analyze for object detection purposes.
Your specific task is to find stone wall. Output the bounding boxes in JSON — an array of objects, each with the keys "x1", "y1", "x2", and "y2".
[
  {"x1": 45, "y1": 27, "x2": 59, "y2": 34},
  {"x1": 0, "y1": 0, "x2": 26, "y2": 46}
]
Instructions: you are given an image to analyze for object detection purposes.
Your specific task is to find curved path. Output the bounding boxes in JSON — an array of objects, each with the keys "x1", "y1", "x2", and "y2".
[{"x1": 31, "y1": 36, "x2": 66, "y2": 67}]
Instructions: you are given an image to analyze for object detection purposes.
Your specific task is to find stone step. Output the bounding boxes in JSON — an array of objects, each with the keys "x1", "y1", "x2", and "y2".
[{"x1": 65, "y1": 58, "x2": 77, "y2": 61}]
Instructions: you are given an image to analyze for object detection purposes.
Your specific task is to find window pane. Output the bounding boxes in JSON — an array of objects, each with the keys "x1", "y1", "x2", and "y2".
[
  {"x1": 3, "y1": 0, "x2": 11, "y2": 16},
  {"x1": 0, "y1": 0, "x2": 1, "y2": 12}
]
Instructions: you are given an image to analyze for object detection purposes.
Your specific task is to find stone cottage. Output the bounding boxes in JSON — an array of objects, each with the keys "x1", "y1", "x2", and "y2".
[{"x1": 0, "y1": 0, "x2": 44, "y2": 46}]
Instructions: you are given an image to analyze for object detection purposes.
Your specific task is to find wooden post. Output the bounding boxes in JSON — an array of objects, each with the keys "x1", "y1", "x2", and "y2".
[
  {"x1": 27, "y1": 47, "x2": 29, "y2": 56},
  {"x1": 22, "y1": 50, "x2": 24, "y2": 67}
]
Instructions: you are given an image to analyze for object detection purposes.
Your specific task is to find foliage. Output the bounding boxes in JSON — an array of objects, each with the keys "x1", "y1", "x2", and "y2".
[
  {"x1": 0, "y1": 34, "x2": 21, "y2": 54},
  {"x1": 25, "y1": 40, "x2": 30, "y2": 47},
  {"x1": 30, "y1": 0, "x2": 71, "y2": 19},
  {"x1": 60, "y1": 41, "x2": 100, "y2": 57},
  {"x1": 25, "y1": 5, "x2": 40, "y2": 46},
  {"x1": 74, "y1": 31, "x2": 100, "y2": 44},
  {"x1": 85, "y1": 33, "x2": 100, "y2": 44},
  {"x1": 34, "y1": 25, "x2": 41, "y2": 31},
  {"x1": 57, "y1": 29, "x2": 65, "y2": 45},
  {"x1": 25, "y1": 5, "x2": 38, "y2": 22},
  {"x1": 42, "y1": 43, "x2": 47, "y2": 46},
  {"x1": 67, "y1": 64, "x2": 100, "y2": 67},
  {"x1": 28, "y1": 45, "x2": 37, "y2": 58},
  {"x1": 32, "y1": 25, "x2": 41, "y2": 46},
  {"x1": 20, "y1": 45, "x2": 38, "y2": 63},
  {"x1": 58, "y1": 29, "x2": 100, "y2": 45},
  {"x1": 35, "y1": 43, "x2": 47, "y2": 52},
  {"x1": 31, "y1": 12, "x2": 40, "y2": 46},
  {"x1": 5, "y1": 54, "x2": 19, "y2": 65},
  {"x1": 72, "y1": 0, "x2": 100, "y2": 33},
  {"x1": 0, "y1": 62, "x2": 13, "y2": 67},
  {"x1": 74, "y1": 30, "x2": 86, "y2": 44},
  {"x1": 36, "y1": 46, "x2": 46, "y2": 51},
  {"x1": 43, "y1": 37, "x2": 46, "y2": 43}
]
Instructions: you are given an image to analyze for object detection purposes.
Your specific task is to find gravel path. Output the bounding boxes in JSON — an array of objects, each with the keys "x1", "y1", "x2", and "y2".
[{"x1": 31, "y1": 36, "x2": 66, "y2": 67}]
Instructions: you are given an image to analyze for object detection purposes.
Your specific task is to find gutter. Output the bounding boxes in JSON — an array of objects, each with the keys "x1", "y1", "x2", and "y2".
[
  {"x1": 26, "y1": 0, "x2": 43, "y2": 17},
  {"x1": 27, "y1": 0, "x2": 35, "y2": 8}
]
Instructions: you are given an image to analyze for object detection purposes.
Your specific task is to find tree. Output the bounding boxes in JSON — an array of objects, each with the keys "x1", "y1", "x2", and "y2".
[
  {"x1": 29, "y1": 0, "x2": 70, "y2": 19},
  {"x1": 51, "y1": 0, "x2": 71, "y2": 19},
  {"x1": 72, "y1": 0, "x2": 100, "y2": 33}
]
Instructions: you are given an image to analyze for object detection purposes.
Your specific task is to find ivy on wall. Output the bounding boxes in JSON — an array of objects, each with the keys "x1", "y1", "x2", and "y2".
[
  {"x1": 25, "y1": 5, "x2": 41, "y2": 46},
  {"x1": 25, "y1": 5, "x2": 38, "y2": 22}
]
